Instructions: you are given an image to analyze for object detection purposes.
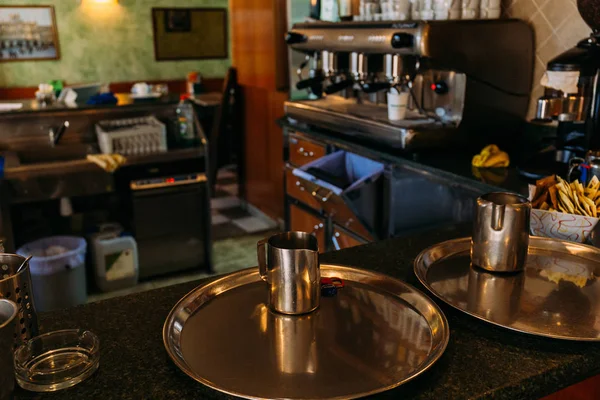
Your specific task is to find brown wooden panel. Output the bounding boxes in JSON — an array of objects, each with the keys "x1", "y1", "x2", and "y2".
[
  {"x1": 274, "y1": 0, "x2": 290, "y2": 91},
  {"x1": 266, "y1": 90, "x2": 287, "y2": 219},
  {"x1": 327, "y1": 195, "x2": 374, "y2": 241},
  {"x1": 231, "y1": 0, "x2": 288, "y2": 220},
  {"x1": 0, "y1": 78, "x2": 224, "y2": 100},
  {"x1": 289, "y1": 134, "x2": 326, "y2": 167},
  {"x1": 243, "y1": 86, "x2": 286, "y2": 220},
  {"x1": 230, "y1": 0, "x2": 287, "y2": 91},
  {"x1": 286, "y1": 167, "x2": 321, "y2": 212},
  {"x1": 289, "y1": 204, "x2": 326, "y2": 253},
  {"x1": 333, "y1": 225, "x2": 366, "y2": 250},
  {"x1": 542, "y1": 374, "x2": 600, "y2": 400}
]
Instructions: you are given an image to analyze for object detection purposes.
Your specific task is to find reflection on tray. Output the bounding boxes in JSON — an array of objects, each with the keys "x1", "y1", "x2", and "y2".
[
  {"x1": 420, "y1": 238, "x2": 600, "y2": 340},
  {"x1": 331, "y1": 284, "x2": 432, "y2": 376}
]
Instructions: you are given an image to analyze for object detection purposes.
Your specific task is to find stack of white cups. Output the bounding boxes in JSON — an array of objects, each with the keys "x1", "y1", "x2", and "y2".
[
  {"x1": 432, "y1": 0, "x2": 461, "y2": 20},
  {"x1": 480, "y1": 0, "x2": 501, "y2": 19},
  {"x1": 381, "y1": 0, "x2": 412, "y2": 20},
  {"x1": 412, "y1": 0, "x2": 434, "y2": 20},
  {"x1": 408, "y1": 0, "x2": 501, "y2": 20},
  {"x1": 461, "y1": 0, "x2": 480, "y2": 19}
]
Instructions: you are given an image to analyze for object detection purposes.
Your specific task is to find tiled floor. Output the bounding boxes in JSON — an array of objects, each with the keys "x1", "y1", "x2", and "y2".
[
  {"x1": 211, "y1": 168, "x2": 278, "y2": 240},
  {"x1": 88, "y1": 167, "x2": 278, "y2": 303}
]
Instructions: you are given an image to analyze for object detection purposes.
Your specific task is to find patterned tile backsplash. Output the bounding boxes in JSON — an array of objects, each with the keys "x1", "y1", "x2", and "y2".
[
  {"x1": 0, "y1": 0, "x2": 231, "y2": 88},
  {"x1": 503, "y1": 0, "x2": 592, "y2": 117}
]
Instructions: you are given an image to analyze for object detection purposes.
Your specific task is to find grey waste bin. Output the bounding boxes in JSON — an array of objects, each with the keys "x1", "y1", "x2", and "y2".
[{"x1": 17, "y1": 236, "x2": 87, "y2": 312}]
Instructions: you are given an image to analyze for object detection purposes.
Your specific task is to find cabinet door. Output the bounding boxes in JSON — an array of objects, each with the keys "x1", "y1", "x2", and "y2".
[
  {"x1": 289, "y1": 204, "x2": 327, "y2": 253},
  {"x1": 332, "y1": 225, "x2": 367, "y2": 250},
  {"x1": 289, "y1": 134, "x2": 326, "y2": 167},
  {"x1": 285, "y1": 166, "x2": 322, "y2": 212}
]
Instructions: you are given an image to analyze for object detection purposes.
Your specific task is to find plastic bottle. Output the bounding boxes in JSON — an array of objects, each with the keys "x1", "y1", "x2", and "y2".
[{"x1": 176, "y1": 95, "x2": 196, "y2": 142}]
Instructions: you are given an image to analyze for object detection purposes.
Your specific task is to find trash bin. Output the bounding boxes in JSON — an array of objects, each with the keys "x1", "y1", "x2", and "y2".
[
  {"x1": 17, "y1": 236, "x2": 87, "y2": 312},
  {"x1": 293, "y1": 151, "x2": 384, "y2": 239}
]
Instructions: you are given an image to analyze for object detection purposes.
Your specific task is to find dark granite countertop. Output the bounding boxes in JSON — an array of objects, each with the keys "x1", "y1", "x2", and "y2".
[
  {"x1": 15, "y1": 224, "x2": 600, "y2": 400},
  {"x1": 280, "y1": 117, "x2": 538, "y2": 197}
]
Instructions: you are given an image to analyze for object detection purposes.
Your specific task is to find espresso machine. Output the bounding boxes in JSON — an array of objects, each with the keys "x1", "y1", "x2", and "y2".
[{"x1": 285, "y1": 20, "x2": 534, "y2": 150}]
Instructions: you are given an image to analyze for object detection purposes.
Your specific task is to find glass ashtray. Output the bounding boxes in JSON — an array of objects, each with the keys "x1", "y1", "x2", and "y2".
[{"x1": 14, "y1": 329, "x2": 100, "y2": 392}]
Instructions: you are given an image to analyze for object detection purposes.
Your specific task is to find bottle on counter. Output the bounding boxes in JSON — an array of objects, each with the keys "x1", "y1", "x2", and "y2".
[
  {"x1": 339, "y1": 0, "x2": 354, "y2": 20},
  {"x1": 176, "y1": 95, "x2": 196, "y2": 144},
  {"x1": 310, "y1": 0, "x2": 321, "y2": 19},
  {"x1": 186, "y1": 72, "x2": 203, "y2": 96},
  {"x1": 321, "y1": 0, "x2": 340, "y2": 21}
]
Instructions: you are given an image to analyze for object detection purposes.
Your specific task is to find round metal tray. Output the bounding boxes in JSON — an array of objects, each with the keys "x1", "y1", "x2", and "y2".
[
  {"x1": 163, "y1": 264, "x2": 449, "y2": 400},
  {"x1": 414, "y1": 236, "x2": 600, "y2": 341}
]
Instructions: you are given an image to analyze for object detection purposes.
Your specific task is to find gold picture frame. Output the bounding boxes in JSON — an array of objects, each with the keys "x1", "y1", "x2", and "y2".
[
  {"x1": 152, "y1": 8, "x2": 228, "y2": 61},
  {"x1": 0, "y1": 5, "x2": 60, "y2": 62}
]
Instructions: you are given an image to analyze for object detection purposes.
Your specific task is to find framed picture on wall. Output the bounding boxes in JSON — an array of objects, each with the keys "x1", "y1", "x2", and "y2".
[
  {"x1": 164, "y1": 9, "x2": 192, "y2": 32},
  {"x1": 152, "y1": 8, "x2": 228, "y2": 61},
  {"x1": 0, "y1": 5, "x2": 60, "y2": 62}
]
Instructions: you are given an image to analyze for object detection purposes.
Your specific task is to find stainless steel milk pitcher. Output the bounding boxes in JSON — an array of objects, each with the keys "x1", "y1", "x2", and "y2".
[
  {"x1": 257, "y1": 232, "x2": 320, "y2": 315},
  {"x1": 471, "y1": 192, "x2": 531, "y2": 273}
]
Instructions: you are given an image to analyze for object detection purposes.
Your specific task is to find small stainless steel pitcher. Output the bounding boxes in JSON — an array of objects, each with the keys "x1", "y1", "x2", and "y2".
[
  {"x1": 0, "y1": 299, "x2": 17, "y2": 400},
  {"x1": 257, "y1": 232, "x2": 320, "y2": 315},
  {"x1": 471, "y1": 192, "x2": 531, "y2": 273},
  {"x1": 568, "y1": 150, "x2": 600, "y2": 184}
]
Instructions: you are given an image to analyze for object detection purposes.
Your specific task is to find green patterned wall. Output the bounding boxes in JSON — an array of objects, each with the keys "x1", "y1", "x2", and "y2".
[{"x1": 0, "y1": 0, "x2": 231, "y2": 87}]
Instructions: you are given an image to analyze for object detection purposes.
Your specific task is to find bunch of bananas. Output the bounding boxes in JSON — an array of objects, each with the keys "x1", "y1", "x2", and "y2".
[{"x1": 471, "y1": 145, "x2": 510, "y2": 168}]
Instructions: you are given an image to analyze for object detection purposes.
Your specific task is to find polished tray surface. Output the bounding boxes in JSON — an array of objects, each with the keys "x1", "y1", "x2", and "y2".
[
  {"x1": 415, "y1": 237, "x2": 600, "y2": 341},
  {"x1": 163, "y1": 264, "x2": 449, "y2": 400}
]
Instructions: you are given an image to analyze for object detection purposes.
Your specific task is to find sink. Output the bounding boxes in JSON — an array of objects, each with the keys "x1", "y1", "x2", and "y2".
[{"x1": 13, "y1": 144, "x2": 99, "y2": 166}]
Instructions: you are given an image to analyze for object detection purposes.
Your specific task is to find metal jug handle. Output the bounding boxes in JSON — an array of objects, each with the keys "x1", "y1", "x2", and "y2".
[
  {"x1": 568, "y1": 157, "x2": 585, "y2": 183},
  {"x1": 491, "y1": 203, "x2": 505, "y2": 231},
  {"x1": 257, "y1": 238, "x2": 268, "y2": 282}
]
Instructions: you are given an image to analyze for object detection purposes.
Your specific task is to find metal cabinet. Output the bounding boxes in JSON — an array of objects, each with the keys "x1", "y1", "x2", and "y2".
[{"x1": 283, "y1": 126, "x2": 485, "y2": 252}]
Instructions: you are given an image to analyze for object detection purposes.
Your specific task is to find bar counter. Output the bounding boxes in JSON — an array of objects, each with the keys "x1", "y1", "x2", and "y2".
[{"x1": 14, "y1": 224, "x2": 600, "y2": 400}]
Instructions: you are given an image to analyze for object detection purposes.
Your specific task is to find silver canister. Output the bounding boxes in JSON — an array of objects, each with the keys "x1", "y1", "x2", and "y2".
[
  {"x1": 471, "y1": 192, "x2": 531, "y2": 273},
  {"x1": 0, "y1": 299, "x2": 17, "y2": 400},
  {"x1": 0, "y1": 254, "x2": 39, "y2": 345},
  {"x1": 257, "y1": 232, "x2": 320, "y2": 315}
]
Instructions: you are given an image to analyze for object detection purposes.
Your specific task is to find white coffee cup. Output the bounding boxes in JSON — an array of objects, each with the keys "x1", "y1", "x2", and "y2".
[
  {"x1": 131, "y1": 82, "x2": 150, "y2": 96},
  {"x1": 387, "y1": 90, "x2": 410, "y2": 121}
]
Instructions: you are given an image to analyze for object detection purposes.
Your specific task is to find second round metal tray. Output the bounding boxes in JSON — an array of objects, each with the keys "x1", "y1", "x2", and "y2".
[
  {"x1": 414, "y1": 236, "x2": 600, "y2": 341},
  {"x1": 163, "y1": 264, "x2": 449, "y2": 400}
]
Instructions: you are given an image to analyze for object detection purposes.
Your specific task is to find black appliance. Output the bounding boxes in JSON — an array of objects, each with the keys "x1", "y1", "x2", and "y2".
[
  {"x1": 116, "y1": 157, "x2": 211, "y2": 279},
  {"x1": 522, "y1": 1, "x2": 600, "y2": 177}
]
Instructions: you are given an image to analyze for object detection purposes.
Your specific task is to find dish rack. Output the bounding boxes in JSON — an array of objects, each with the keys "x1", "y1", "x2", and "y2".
[{"x1": 95, "y1": 116, "x2": 167, "y2": 155}]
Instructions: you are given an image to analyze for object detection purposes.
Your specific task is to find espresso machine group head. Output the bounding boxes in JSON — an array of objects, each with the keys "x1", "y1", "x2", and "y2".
[{"x1": 285, "y1": 20, "x2": 534, "y2": 149}]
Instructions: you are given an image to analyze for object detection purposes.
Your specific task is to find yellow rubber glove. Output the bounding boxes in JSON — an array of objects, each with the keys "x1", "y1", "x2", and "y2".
[{"x1": 472, "y1": 144, "x2": 510, "y2": 168}]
